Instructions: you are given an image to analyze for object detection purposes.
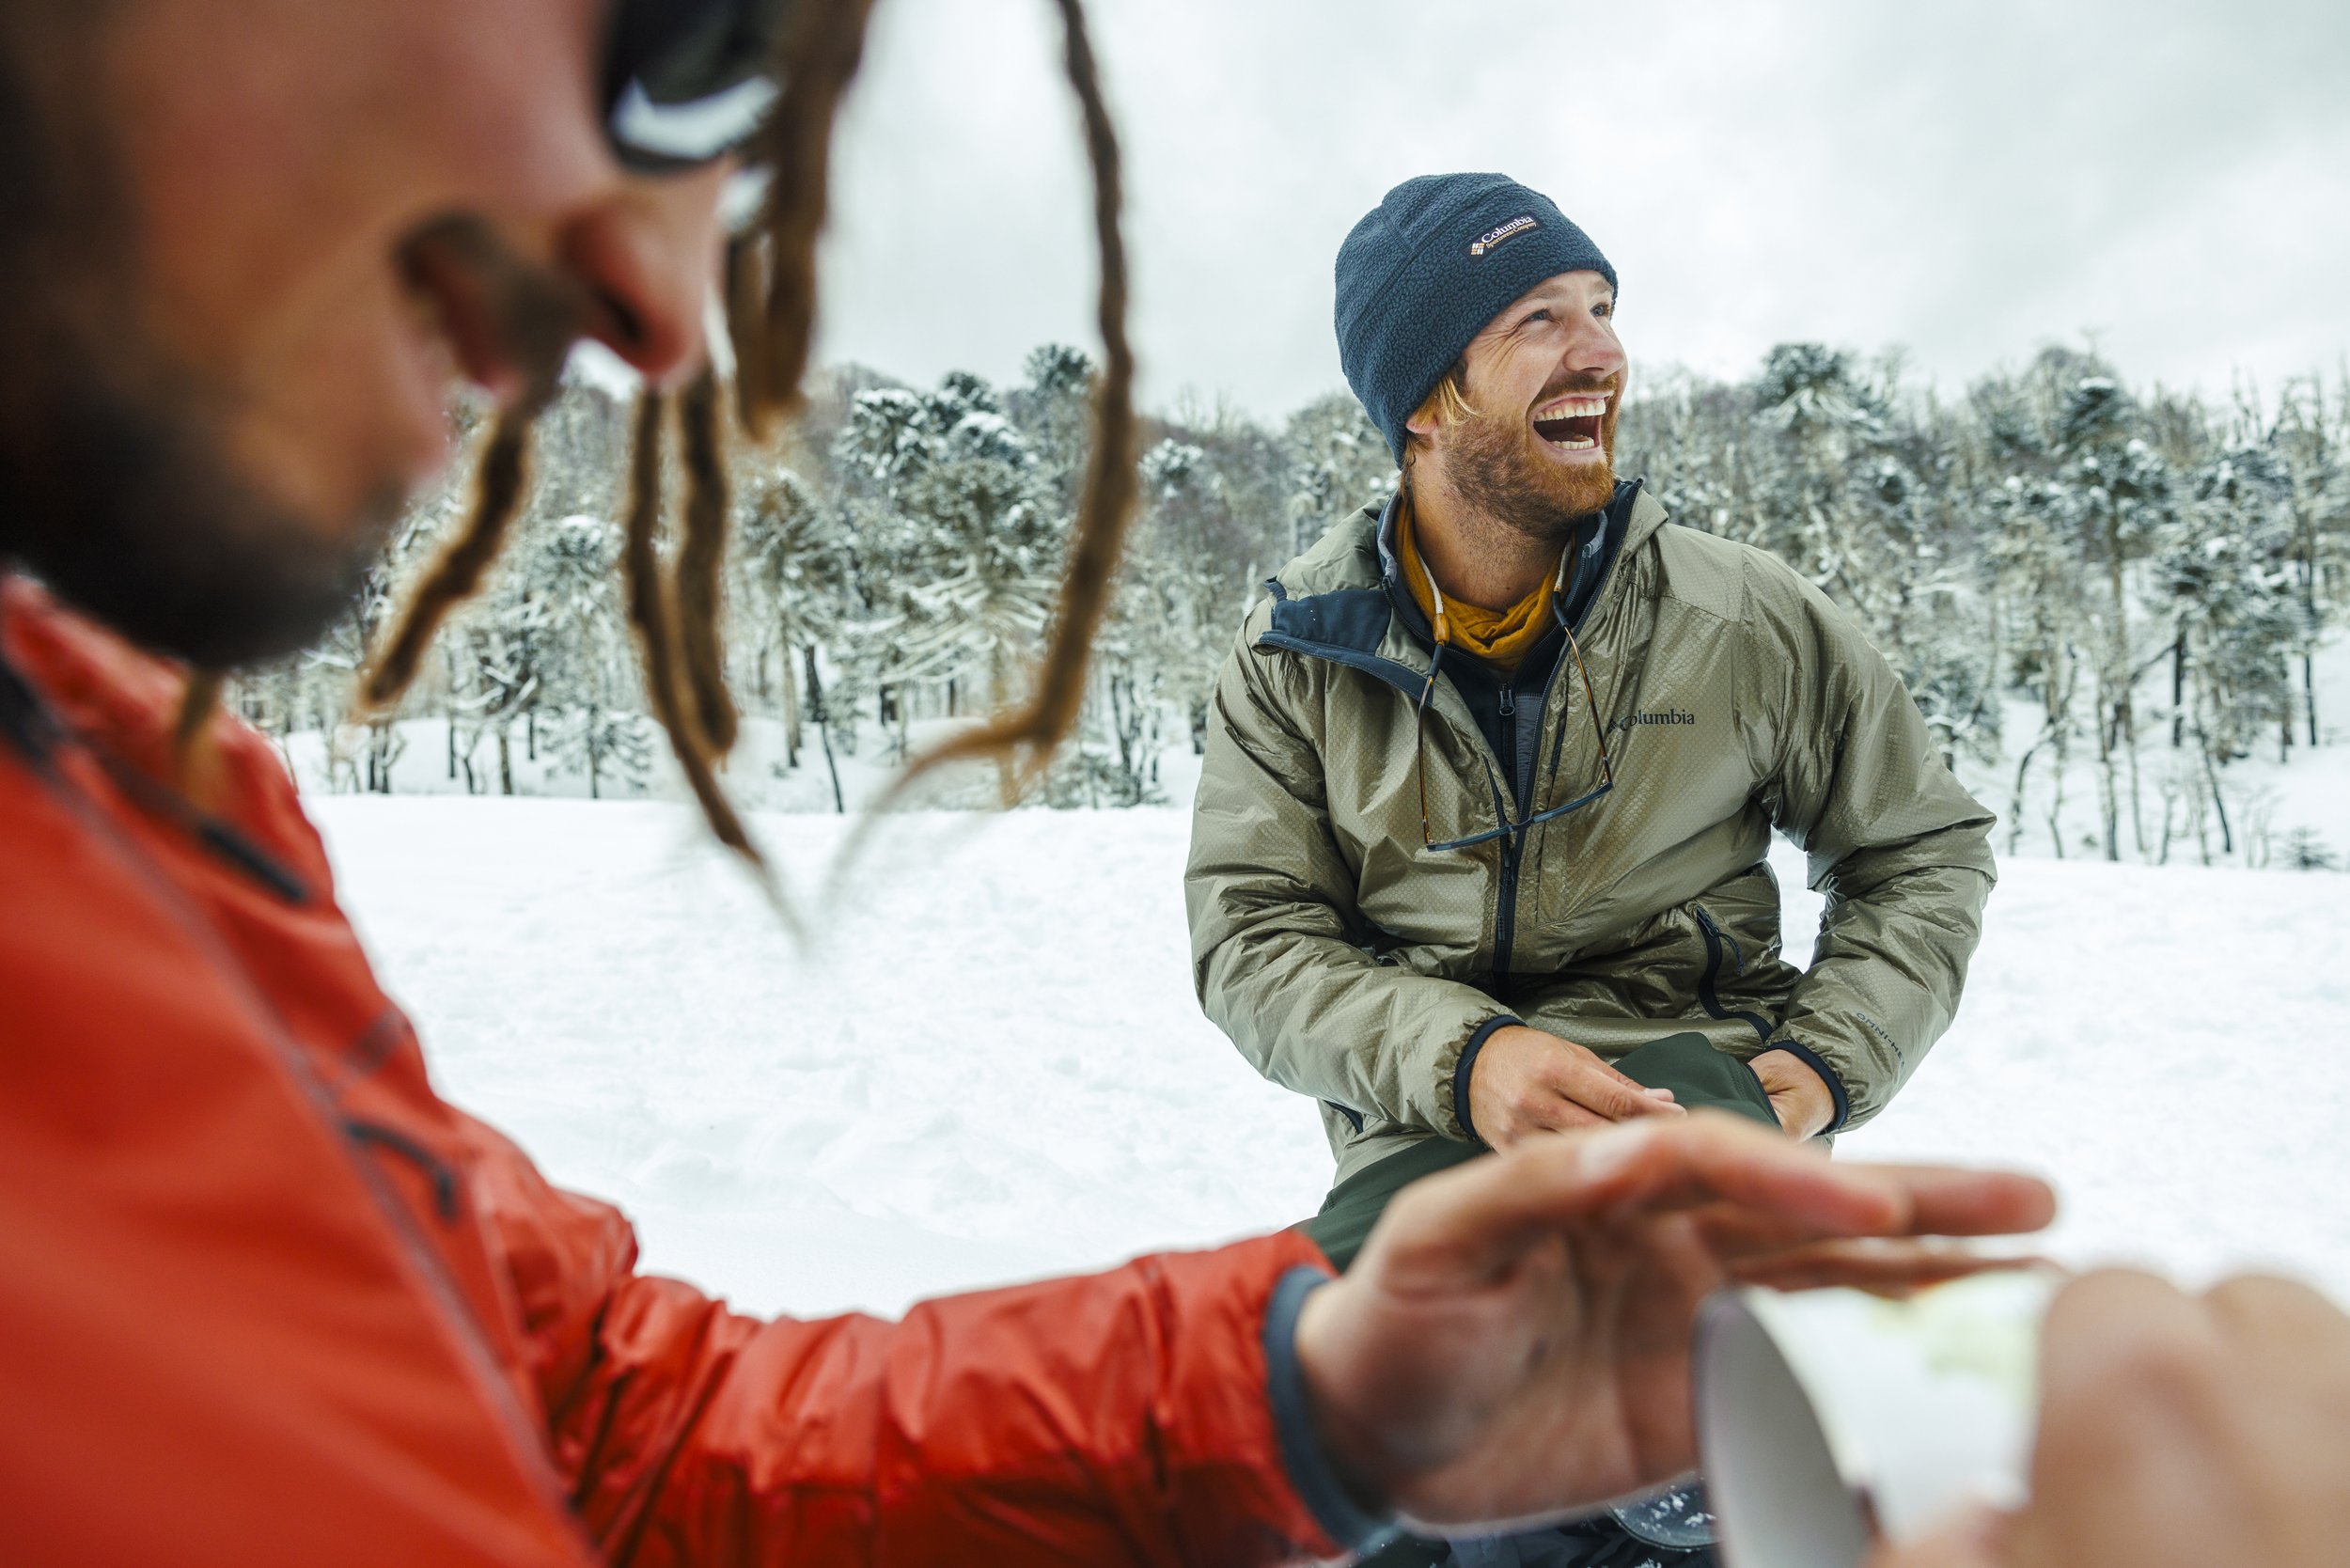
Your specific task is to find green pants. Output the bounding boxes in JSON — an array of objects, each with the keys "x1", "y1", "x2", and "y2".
[{"x1": 1301, "y1": 1031, "x2": 1777, "y2": 1272}]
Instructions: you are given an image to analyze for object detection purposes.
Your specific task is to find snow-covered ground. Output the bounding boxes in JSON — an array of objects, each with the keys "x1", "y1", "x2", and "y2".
[{"x1": 314, "y1": 794, "x2": 2350, "y2": 1322}]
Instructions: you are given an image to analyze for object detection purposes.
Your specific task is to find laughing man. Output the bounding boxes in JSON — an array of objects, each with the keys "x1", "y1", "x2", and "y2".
[
  {"x1": 1189, "y1": 172, "x2": 1998, "y2": 1252},
  {"x1": 1186, "y1": 174, "x2": 1999, "y2": 1560}
]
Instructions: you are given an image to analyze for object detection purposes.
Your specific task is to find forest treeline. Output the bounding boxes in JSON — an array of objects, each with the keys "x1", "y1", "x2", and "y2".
[{"x1": 232, "y1": 341, "x2": 2349, "y2": 863}]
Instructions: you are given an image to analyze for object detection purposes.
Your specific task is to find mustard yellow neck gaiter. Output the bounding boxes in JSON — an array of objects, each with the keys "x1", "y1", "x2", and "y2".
[{"x1": 1396, "y1": 498, "x2": 1556, "y2": 673}]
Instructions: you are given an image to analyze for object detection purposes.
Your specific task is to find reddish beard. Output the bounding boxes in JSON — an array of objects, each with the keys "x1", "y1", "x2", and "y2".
[{"x1": 1440, "y1": 378, "x2": 1622, "y2": 544}]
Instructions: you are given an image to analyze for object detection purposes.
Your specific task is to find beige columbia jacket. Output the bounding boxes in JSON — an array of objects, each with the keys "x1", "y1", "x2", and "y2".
[{"x1": 1186, "y1": 486, "x2": 1995, "y2": 1180}]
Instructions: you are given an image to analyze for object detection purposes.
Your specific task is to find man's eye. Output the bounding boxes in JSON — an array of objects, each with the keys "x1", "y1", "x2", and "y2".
[
  {"x1": 1523, "y1": 310, "x2": 1551, "y2": 328},
  {"x1": 1594, "y1": 301, "x2": 1615, "y2": 319}
]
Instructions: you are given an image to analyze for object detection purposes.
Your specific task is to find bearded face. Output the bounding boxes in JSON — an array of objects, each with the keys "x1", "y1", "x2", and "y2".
[
  {"x1": 0, "y1": 330, "x2": 406, "y2": 670},
  {"x1": 1440, "y1": 371, "x2": 1623, "y2": 544},
  {"x1": 0, "y1": 2, "x2": 722, "y2": 672},
  {"x1": 0, "y1": 16, "x2": 399, "y2": 667},
  {"x1": 1411, "y1": 269, "x2": 1629, "y2": 550}
]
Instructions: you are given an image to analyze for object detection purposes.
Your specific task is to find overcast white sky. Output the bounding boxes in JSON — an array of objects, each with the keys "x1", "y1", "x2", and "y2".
[{"x1": 808, "y1": 0, "x2": 2350, "y2": 419}]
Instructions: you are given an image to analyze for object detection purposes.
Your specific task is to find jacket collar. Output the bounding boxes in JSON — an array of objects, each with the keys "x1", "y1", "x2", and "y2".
[
  {"x1": 0, "y1": 574, "x2": 192, "y2": 778},
  {"x1": 0, "y1": 581, "x2": 59, "y2": 763},
  {"x1": 1257, "y1": 480, "x2": 1668, "y2": 698},
  {"x1": 1272, "y1": 478, "x2": 1667, "y2": 604}
]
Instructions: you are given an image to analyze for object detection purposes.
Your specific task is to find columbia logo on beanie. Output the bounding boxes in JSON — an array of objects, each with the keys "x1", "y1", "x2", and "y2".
[
  {"x1": 1334, "y1": 173, "x2": 1616, "y2": 460},
  {"x1": 1467, "y1": 214, "x2": 1541, "y2": 258}
]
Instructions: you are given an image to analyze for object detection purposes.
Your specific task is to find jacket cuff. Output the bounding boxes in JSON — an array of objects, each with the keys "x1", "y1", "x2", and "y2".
[
  {"x1": 1765, "y1": 1039, "x2": 1850, "y2": 1133},
  {"x1": 1451, "y1": 1015, "x2": 1524, "y2": 1146},
  {"x1": 1262, "y1": 1266, "x2": 1399, "y2": 1556}
]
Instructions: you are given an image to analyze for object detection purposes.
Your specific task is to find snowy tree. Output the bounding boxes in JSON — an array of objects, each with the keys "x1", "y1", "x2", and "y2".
[
  {"x1": 1744, "y1": 345, "x2": 1998, "y2": 770},
  {"x1": 1010, "y1": 342, "x2": 1096, "y2": 515},
  {"x1": 524, "y1": 512, "x2": 639, "y2": 794},
  {"x1": 1048, "y1": 439, "x2": 1208, "y2": 806},
  {"x1": 548, "y1": 702, "x2": 653, "y2": 799},
  {"x1": 835, "y1": 370, "x2": 1065, "y2": 771},
  {"x1": 1617, "y1": 368, "x2": 1765, "y2": 547},
  {"x1": 2260, "y1": 380, "x2": 2348, "y2": 747},
  {"x1": 443, "y1": 591, "x2": 548, "y2": 794},
  {"x1": 2047, "y1": 370, "x2": 2170, "y2": 859},
  {"x1": 735, "y1": 465, "x2": 856, "y2": 770},
  {"x1": 1282, "y1": 392, "x2": 1395, "y2": 558}
]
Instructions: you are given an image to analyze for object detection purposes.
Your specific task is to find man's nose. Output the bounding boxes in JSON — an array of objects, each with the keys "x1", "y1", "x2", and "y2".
[
  {"x1": 556, "y1": 165, "x2": 730, "y2": 384},
  {"x1": 1562, "y1": 317, "x2": 1626, "y2": 382}
]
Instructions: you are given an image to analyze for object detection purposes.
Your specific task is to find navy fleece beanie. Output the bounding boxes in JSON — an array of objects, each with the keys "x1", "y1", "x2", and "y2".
[{"x1": 1335, "y1": 173, "x2": 1616, "y2": 460}]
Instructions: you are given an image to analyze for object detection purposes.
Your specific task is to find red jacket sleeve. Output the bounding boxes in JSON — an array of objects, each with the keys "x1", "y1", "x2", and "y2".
[{"x1": 462, "y1": 1115, "x2": 1343, "y2": 1567}]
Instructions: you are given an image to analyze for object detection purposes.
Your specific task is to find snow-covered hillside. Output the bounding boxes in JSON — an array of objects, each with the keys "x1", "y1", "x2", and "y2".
[
  {"x1": 280, "y1": 634, "x2": 2350, "y2": 869},
  {"x1": 1950, "y1": 633, "x2": 2350, "y2": 871},
  {"x1": 314, "y1": 797, "x2": 2350, "y2": 1321}
]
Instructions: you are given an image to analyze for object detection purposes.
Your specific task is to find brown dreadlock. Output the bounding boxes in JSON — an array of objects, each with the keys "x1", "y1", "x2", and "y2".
[
  {"x1": 356, "y1": 0, "x2": 1139, "y2": 869},
  {"x1": 724, "y1": 231, "x2": 772, "y2": 434},
  {"x1": 619, "y1": 389, "x2": 774, "y2": 886},
  {"x1": 733, "y1": 0, "x2": 876, "y2": 439},
  {"x1": 356, "y1": 408, "x2": 537, "y2": 713},
  {"x1": 674, "y1": 366, "x2": 740, "y2": 757},
  {"x1": 882, "y1": 0, "x2": 1135, "y2": 802}
]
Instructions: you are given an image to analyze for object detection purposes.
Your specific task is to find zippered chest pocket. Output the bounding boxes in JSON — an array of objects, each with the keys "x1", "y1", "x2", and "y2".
[{"x1": 1693, "y1": 905, "x2": 1774, "y2": 1045}]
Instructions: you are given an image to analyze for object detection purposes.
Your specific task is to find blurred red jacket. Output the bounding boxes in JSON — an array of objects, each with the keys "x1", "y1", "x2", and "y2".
[{"x1": 0, "y1": 578, "x2": 1337, "y2": 1567}]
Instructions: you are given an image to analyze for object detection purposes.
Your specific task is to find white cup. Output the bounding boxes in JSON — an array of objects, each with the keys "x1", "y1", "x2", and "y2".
[{"x1": 1694, "y1": 1268, "x2": 2060, "y2": 1568}]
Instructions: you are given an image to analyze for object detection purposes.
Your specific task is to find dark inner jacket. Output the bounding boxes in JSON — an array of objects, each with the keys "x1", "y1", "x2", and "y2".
[{"x1": 1420, "y1": 484, "x2": 1632, "y2": 816}]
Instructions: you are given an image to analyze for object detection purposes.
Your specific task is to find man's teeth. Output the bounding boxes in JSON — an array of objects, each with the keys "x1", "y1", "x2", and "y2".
[
  {"x1": 1534, "y1": 393, "x2": 1611, "y2": 420},
  {"x1": 1546, "y1": 434, "x2": 1599, "y2": 449}
]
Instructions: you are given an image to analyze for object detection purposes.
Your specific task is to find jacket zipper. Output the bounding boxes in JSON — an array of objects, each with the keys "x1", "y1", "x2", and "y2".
[
  {"x1": 1493, "y1": 681, "x2": 1524, "y2": 990},
  {"x1": 27, "y1": 751, "x2": 596, "y2": 1556},
  {"x1": 1692, "y1": 906, "x2": 1776, "y2": 1045},
  {"x1": 1494, "y1": 501, "x2": 1633, "y2": 987},
  {"x1": 1273, "y1": 483, "x2": 1638, "y2": 996}
]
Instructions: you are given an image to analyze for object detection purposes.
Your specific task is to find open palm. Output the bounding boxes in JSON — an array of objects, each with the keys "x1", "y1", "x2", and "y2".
[{"x1": 1294, "y1": 1114, "x2": 2055, "y2": 1534}]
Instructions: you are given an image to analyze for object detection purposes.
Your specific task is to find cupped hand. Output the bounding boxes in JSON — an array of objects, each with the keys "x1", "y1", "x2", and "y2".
[
  {"x1": 1748, "y1": 1047, "x2": 1837, "y2": 1139},
  {"x1": 1467, "y1": 1025, "x2": 1683, "y2": 1147},
  {"x1": 1872, "y1": 1268, "x2": 2350, "y2": 1568},
  {"x1": 1293, "y1": 1112, "x2": 2056, "y2": 1536}
]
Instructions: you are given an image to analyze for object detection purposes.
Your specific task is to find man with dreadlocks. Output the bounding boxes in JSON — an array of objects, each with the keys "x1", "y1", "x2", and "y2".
[{"x1": 0, "y1": 6, "x2": 2055, "y2": 1565}]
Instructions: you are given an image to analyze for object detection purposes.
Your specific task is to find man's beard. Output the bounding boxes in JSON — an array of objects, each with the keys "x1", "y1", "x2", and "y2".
[
  {"x1": 1445, "y1": 381, "x2": 1623, "y2": 546},
  {"x1": 0, "y1": 17, "x2": 398, "y2": 670},
  {"x1": 0, "y1": 13, "x2": 428, "y2": 677},
  {"x1": 0, "y1": 355, "x2": 399, "y2": 668}
]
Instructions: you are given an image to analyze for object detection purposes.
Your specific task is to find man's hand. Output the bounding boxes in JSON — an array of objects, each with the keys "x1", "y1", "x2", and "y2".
[
  {"x1": 1293, "y1": 1113, "x2": 2056, "y2": 1534},
  {"x1": 1874, "y1": 1269, "x2": 2350, "y2": 1568},
  {"x1": 1468, "y1": 1025, "x2": 1683, "y2": 1146},
  {"x1": 1749, "y1": 1048, "x2": 1836, "y2": 1139}
]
